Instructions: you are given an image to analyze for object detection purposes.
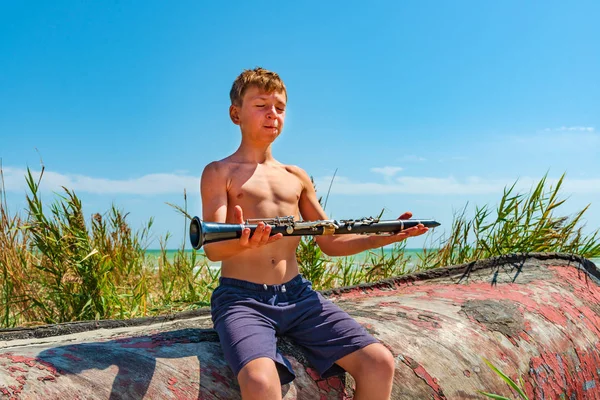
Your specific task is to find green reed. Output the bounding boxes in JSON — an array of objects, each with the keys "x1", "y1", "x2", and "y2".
[
  {"x1": 0, "y1": 167, "x2": 217, "y2": 327},
  {"x1": 478, "y1": 358, "x2": 529, "y2": 400},
  {"x1": 416, "y1": 173, "x2": 600, "y2": 270},
  {"x1": 298, "y1": 239, "x2": 413, "y2": 290},
  {"x1": 0, "y1": 166, "x2": 598, "y2": 328}
]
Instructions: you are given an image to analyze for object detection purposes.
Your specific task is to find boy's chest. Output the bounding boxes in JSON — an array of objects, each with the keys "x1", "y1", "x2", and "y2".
[{"x1": 228, "y1": 166, "x2": 302, "y2": 206}]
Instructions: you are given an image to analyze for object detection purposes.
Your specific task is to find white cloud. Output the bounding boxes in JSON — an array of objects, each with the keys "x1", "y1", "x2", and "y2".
[
  {"x1": 315, "y1": 175, "x2": 600, "y2": 196},
  {"x1": 438, "y1": 156, "x2": 467, "y2": 163},
  {"x1": 397, "y1": 155, "x2": 427, "y2": 162},
  {"x1": 510, "y1": 130, "x2": 599, "y2": 149},
  {"x1": 2, "y1": 167, "x2": 199, "y2": 195},
  {"x1": 544, "y1": 126, "x2": 595, "y2": 132},
  {"x1": 370, "y1": 166, "x2": 404, "y2": 178},
  {"x1": 3, "y1": 166, "x2": 599, "y2": 198}
]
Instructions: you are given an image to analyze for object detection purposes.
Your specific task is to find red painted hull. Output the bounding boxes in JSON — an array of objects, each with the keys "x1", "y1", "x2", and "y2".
[{"x1": 0, "y1": 253, "x2": 598, "y2": 399}]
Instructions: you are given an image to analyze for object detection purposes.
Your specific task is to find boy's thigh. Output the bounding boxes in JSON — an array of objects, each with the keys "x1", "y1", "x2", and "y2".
[
  {"x1": 286, "y1": 291, "x2": 378, "y2": 375},
  {"x1": 212, "y1": 301, "x2": 279, "y2": 376}
]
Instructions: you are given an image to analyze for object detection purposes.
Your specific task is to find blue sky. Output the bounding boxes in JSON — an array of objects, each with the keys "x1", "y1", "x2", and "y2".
[{"x1": 1, "y1": 1, "x2": 599, "y2": 249}]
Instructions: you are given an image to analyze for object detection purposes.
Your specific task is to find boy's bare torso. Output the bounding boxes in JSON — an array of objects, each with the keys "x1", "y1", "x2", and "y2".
[{"x1": 217, "y1": 157, "x2": 305, "y2": 284}]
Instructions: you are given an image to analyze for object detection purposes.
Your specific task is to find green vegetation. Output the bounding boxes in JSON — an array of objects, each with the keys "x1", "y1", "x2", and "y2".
[
  {"x1": 478, "y1": 358, "x2": 530, "y2": 400},
  {"x1": 0, "y1": 166, "x2": 215, "y2": 327},
  {"x1": 0, "y1": 167, "x2": 598, "y2": 328},
  {"x1": 418, "y1": 173, "x2": 600, "y2": 270}
]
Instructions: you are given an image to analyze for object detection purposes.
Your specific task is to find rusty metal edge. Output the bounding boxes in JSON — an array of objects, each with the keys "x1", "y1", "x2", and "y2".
[{"x1": 0, "y1": 252, "x2": 596, "y2": 342}]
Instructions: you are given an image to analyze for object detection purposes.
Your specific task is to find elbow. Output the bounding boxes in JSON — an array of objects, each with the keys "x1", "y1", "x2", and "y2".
[
  {"x1": 202, "y1": 245, "x2": 220, "y2": 262},
  {"x1": 202, "y1": 244, "x2": 234, "y2": 262},
  {"x1": 205, "y1": 253, "x2": 219, "y2": 262},
  {"x1": 204, "y1": 252, "x2": 217, "y2": 262}
]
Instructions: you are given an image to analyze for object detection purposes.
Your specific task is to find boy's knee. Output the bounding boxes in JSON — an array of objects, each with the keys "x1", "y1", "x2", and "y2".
[
  {"x1": 239, "y1": 373, "x2": 275, "y2": 395},
  {"x1": 360, "y1": 345, "x2": 396, "y2": 378},
  {"x1": 373, "y1": 346, "x2": 395, "y2": 373},
  {"x1": 237, "y1": 359, "x2": 280, "y2": 395},
  {"x1": 381, "y1": 349, "x2": 396, "y2": 375}
]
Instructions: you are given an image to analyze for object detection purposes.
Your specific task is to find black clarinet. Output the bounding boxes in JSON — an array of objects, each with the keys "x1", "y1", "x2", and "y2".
[{"x1": 189, "y1": 216, "x2": 440, "y2": 250}]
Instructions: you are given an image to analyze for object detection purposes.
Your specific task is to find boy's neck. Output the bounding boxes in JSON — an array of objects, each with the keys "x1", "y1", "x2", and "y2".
[{"x1": 233, "y1": 139, "x2": 276, "y2": 164}]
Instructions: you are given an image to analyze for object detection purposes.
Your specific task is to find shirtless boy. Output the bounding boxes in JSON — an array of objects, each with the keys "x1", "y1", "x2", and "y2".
[{"x1": 201, "y1": 67, "x2": 428, "y2": 400}]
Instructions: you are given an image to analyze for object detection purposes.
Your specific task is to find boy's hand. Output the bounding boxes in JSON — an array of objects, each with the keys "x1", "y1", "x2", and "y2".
[
  {"x1": 234, "y1": 205, "x2": 283, "y2": 249},
  {"x1": 369, "y1": 211, "x2": 429, "y2": 248}
]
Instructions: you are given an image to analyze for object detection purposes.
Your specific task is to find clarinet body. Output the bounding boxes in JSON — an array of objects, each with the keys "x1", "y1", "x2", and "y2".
[{"x1": 189, "y1": 216, "x2": 440, "y2": 250}]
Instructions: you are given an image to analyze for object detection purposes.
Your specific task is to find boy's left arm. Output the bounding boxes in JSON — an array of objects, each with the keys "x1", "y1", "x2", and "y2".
[{"x1": 296, "y1": 168, "x2": 428, "y2": 257}]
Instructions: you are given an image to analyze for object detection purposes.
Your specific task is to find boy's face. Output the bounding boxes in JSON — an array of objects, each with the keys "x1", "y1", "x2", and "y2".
[{"x1": 230, "y1": 86, "x2": 287, "y2": 144}]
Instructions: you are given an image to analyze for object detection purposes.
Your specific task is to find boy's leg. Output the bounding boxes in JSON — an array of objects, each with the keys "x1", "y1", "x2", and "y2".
[
  {"x1": 334, "y1": 343, "x2": 395, "y2": 400},
  {"x1": 284, "y1": 281, "x2": 394, "y2": 400},
  {"x1": 211, "y1": 285, "x2": 296, "y2": 399},
  {"x1": 237, "y1": 357, "x2": 282, "y2": 400}
]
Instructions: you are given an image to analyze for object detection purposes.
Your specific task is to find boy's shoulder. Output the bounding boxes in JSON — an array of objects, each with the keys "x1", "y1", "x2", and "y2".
[
  {"x1": 278, "y1": 163, "x2": 313, "y2": 187},
  {"x1": 203, "y1": 157, "x2": 310, "y2": 178},
  {"x1": 201, "y1": 158, "x2": 311, "y2": 187},
  {"x1": 200, "y1": 158, "x2": 235, "y2": 190},
  {"x1": 201, "y1": 156, "x2": 240, "y2": 177},
  {"x1": 280, "y1": 163, "x2": 308, "y2": 177}
]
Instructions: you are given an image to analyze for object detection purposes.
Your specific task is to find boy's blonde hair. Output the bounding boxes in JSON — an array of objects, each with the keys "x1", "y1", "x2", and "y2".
[{"x1": 230, "y1": 67, "x2": 287, "y2": 106}]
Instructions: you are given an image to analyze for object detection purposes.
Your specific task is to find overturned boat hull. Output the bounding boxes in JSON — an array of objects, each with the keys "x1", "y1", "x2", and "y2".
[{"x1": 0, "y1": 253, "x2": 599, "y2": 399}]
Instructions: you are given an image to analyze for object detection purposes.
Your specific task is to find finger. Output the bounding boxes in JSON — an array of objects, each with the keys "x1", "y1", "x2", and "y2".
[
  {"x1": 414, "y1": 223, "x2": 428, "y2": 233},
  {"x1": 397, "y1": 226, "x2": 418, "y2": 235},
  {"x1": 398, "y1": 211, "x2": 412, "y2": 220},
  {"x1": 234, "y1": 205, "x2": 244, "y2": 224},
  {"x1": 401, "y1": 225, "x2": 421, "y2": 234},
  {"x1": 239, "y1": 227, "x2": 251, "y2": 246},
  {"x1": 250, "y1": 222, "x2": 265, "y2": 243},
  {"x1": 398, "y1": 226, "x2": 428, "y2": 238},
  {"x1": 259, "y1": 225, "x2": 272, "y2": 245},
  {"x1": 403, "y1": 227, "x2": 426, "y2": 236},
  {"x1": 267, "y1": 233, "x2": 283, "y2": 243}
]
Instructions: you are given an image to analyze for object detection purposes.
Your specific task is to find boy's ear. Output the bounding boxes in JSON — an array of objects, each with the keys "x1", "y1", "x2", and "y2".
[{"x1": 229, "y1": 105, "x2": 240, "y2": 125}]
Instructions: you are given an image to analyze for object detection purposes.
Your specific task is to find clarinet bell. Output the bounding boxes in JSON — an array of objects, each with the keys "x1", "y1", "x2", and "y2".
[
  {"x1": 189, "y1": 217, "x2": 203, "y2": 250},
  {"x1": 189, "y1": 217, "x2": 245, "y2": 249}
]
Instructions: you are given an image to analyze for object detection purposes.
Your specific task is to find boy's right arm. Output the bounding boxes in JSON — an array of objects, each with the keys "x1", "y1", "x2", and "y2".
[{"x1": 200, "y1": 162, "x2": 282, "y2": 261}]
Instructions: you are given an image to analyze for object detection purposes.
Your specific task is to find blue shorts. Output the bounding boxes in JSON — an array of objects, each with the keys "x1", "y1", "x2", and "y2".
[{"x1": 210, "y1": 274, "x2": 379, "y2": 385}]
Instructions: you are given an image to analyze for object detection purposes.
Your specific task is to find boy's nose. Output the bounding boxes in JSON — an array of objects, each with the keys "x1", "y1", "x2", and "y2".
[{"x1": 265, "y1": 105, "x2": 277, "y2": 117}]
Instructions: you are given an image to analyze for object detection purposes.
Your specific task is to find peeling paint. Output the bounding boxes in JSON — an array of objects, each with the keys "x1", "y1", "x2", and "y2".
[{"x1": 401, "y1": 355, "x2": 446, "y2": 399}]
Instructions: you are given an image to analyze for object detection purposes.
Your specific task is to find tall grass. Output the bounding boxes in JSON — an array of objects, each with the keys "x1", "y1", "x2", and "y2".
[
  {"x1": 416, "y1": 173, "x2": 600, "y2": 270},
  {"x1": 0, "y1": 167, "x2": 216, "y2": 327},
  {"x1": 297, "y1": 236, "x2": 411, "y2": 290},
  {"x1": 0, "y1": 166, "x2": 598, "y2": 328}
]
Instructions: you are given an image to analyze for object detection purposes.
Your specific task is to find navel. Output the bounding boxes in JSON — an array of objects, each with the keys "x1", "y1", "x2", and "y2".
[
  {"x1": 236, "y1": 193, "x2": 244, "y2": 199},
  {"x1": 271, "y1": 258, "x2": 275, "y2": 265}
]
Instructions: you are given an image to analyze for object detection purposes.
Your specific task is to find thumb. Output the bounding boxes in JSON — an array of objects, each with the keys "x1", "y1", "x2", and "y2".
[
  {"x1": 398, "y1": 211, "x2": 413, "y2": 220},
  {"x1": 235, "y1": 205, "x2": 244, "y2": 224}
]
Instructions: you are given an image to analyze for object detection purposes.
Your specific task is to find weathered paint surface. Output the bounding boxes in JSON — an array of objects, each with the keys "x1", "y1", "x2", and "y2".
[{"x1": 0, "y1": 253, "x2": 598, "y2": 399}]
